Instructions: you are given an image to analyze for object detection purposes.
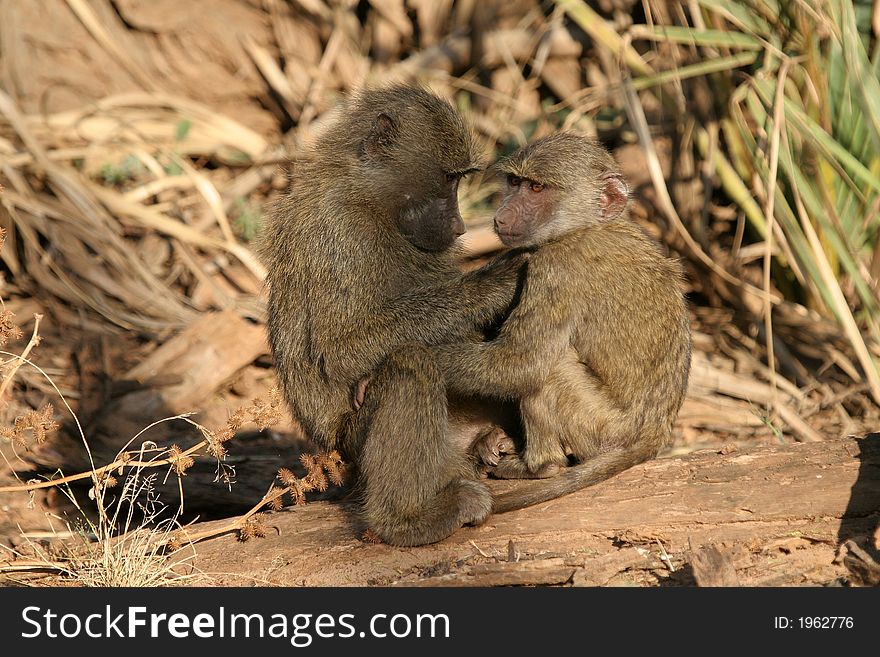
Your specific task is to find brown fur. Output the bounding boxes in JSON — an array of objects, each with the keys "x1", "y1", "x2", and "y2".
[
  {"x1": 437, "y1": 132, "x2": 692, "y2": 512},
  {"x1": 259, "y1": 85, "x2": 524, "y2": 545}
]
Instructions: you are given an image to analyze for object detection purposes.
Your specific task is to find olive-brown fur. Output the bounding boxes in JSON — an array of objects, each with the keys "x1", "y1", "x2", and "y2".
[
  {"x1": 438, "y1": 132, "x2": 692, "y2": 511},
  {"x1": 259, "y1": 85, "x2": 524, "y2": 545}
]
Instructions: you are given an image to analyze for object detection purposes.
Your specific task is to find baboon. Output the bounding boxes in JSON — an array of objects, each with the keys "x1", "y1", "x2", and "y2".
[
  {"x1": 436, "y1": 132, "x2": 692, "y2": 512},
  {"x1": 259, "y1": 85, "x2": 525, "y2": 546}
]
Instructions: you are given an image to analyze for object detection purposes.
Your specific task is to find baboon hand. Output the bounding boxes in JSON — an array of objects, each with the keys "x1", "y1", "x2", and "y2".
[
  {"x1": 479, "y1": 248, "x2": 530, "y2": 282},
  {"x1": 352, "y1": 376, "x2": 372, "y2": 410},
  {"x1": 472, "y1": 426, "x2": 516, "y2": 468}
]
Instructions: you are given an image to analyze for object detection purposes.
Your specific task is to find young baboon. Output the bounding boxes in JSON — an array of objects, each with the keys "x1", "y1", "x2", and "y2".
[
  {"x1": 436, "y1": 132, "x2": 692, "y2": 512},
  {"x1": 259, "y1": 85, "x2": 525, "y2": 546}
]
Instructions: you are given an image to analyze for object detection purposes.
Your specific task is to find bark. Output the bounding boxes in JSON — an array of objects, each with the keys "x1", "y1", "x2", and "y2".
[{"x1": 181, "y1": 435, "x2": 880, "y2": 587}]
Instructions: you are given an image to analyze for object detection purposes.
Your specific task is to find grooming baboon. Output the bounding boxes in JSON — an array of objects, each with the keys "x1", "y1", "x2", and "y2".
[
  {"x1": 260, "y1": 85, "x2": 524, "y2": 546},
  {"x1": 438, "y1": 132, "x2": 692, "y2": 512}
]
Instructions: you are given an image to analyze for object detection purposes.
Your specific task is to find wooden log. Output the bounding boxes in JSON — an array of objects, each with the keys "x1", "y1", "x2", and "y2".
[
  {"x1": 181, "y1": 435, "x2": 880, "y2": 587},
  {"x1": 123, "y1": 309, "x2": 267, "y2": 406},
  {"x1": 92, "y1": 309, "x2": 264, "y2": 437},
  {"x1": 402, "y1": 558, "x2": 576, "y2": 587},
  {"x1": 29, "y1": 310, "x2": 268, "y2": 472}
]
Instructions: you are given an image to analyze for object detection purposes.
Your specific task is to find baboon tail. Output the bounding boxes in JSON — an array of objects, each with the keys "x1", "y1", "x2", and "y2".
[{"x1": 491, "y1": 442, "x2": 660, "y2": 514}]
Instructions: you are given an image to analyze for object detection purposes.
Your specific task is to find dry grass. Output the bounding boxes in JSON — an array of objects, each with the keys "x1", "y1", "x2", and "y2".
[
  {"x1": 0, "y1": 341, "x2": 342, "y2": 585},
  {"x1": 0, "y1": 3, "x2": 869, "y2": 441},
  {"x1": 0, "y1": 234, "x2": 339, "y2": 584}
]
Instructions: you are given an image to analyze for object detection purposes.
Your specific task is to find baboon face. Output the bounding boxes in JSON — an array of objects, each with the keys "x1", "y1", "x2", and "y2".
[
  {"x1": 494, "y1": 132, "x2": 630, "y2": 247},
  {"x1": 494, "y1": 174, "x2": 559, "y2": 248},
  {"x1": 396, "y1": 172, "x2": 467, "y2": 251},
  {"x1": 353, "y1": 88, "x2": 480, "y2": 253}
]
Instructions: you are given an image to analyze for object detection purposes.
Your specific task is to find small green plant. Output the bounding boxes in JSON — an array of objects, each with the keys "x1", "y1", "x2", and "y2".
[
  {"x1": 754, "y1": 406, "x2": 785, "y2": 443},
  {"x1": 175, "y1": 118, "x2": 192, "y2": 142},
  {"x1": 232, "y1": 198, "x2": 262, "y2": 242},
  {"x1": 100, "y1": 154, "x2": 145, "y2": 186},
  {"x1": 162, "y1": 118, "x2": 193, "y2": 175}
]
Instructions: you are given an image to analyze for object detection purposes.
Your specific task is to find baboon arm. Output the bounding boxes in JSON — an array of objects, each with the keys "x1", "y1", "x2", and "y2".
[
  {"x1": 434, "y1": 272, "x2": 573, "y2": 398},
  {"x1": 327, "y1": 268, "x2": 519, "y2": 380}
]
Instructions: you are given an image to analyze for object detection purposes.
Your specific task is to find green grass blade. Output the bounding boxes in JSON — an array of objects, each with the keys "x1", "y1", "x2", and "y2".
[
  {"x1": 753, "y1": 78, "x2": 880, "y2": 198},
  {"x1": 630, "y1": 25, "x2": 763, "y2": 50},
  {"x1": 632, "y1": 52, "x2": 758, "y2": 91}
]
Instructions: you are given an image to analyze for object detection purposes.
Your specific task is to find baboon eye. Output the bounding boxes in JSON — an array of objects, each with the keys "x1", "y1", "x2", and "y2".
[
  {"x1": 530, "y1": 182, "x2": 544, "y2": 193},
  {"x1": 446, "y1": 172, "x2": 459, "y2": 182},
  {"x1": 508, "y1": 175, "x2": 522, "y2": 187}
]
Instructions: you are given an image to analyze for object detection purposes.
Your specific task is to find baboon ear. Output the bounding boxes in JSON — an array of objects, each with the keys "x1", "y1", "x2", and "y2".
[
  {"x1": 599, "y1": 172, "x2": 628, "y2": 221},
  {"x1": 363, "y1": 112, "x2": 398, "y2": 158}
]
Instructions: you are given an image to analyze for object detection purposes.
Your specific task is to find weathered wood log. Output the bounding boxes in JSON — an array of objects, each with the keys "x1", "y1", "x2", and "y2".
[
  {"x1": 121, "y1": 309, "x2": 267, "y2": 412},
  {"x1": 181, "y1": 435, "x2": 880, "y2": 587},
  {"x1": 28, "y1": 310, "x2": 269, "y2": 473}
]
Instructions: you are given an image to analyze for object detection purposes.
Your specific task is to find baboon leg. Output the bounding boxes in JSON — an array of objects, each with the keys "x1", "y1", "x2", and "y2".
[
  {"x1": 358, "y1": 343, "x2": 491, "y2": 547},
  {"x1": 490, "y1": 364, "x2": 607, "y2": 480},
  {"x1": 489, "y1": 384, "x2": 568, "y2": 480}
]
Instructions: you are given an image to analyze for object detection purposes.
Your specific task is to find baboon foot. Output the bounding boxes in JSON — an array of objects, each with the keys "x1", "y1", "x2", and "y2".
[
  {"x1": 472, "y1": 426, "x2": 516, "y2": 467},
  {"x1": 452, "y1": 478, "x2": 493, "y2": 526}
]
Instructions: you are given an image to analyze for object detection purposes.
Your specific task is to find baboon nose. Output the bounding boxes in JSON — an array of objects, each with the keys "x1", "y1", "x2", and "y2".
[{"x1": 453, "y1": 215, "x2": 466, "y2": 237}]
